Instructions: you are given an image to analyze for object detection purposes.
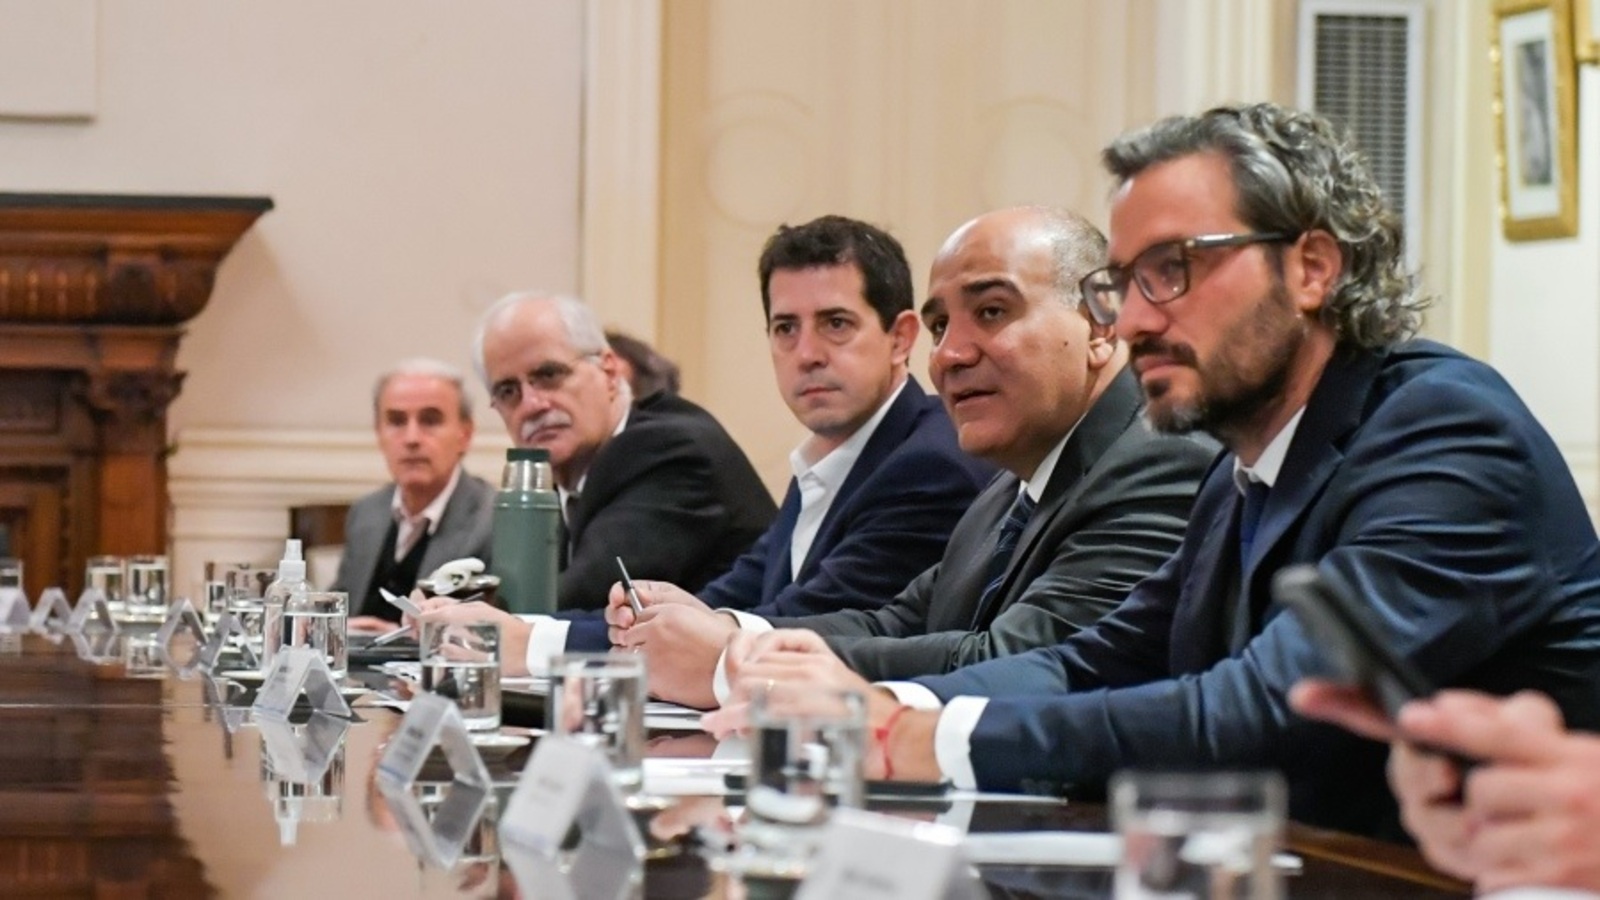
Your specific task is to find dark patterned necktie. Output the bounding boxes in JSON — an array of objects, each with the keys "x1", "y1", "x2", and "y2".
[
  {"x1": 972, "y1": 491, "x2": 1037, "y2": 627},
  {"x1": 1238, "y1": 479, "x2": 1269, "y2": 570}
]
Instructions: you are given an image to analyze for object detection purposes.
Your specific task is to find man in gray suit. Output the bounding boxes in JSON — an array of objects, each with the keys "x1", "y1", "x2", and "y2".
[
  {"x1": 613, "y1": 207, "x2": 1216, "y2": 705},
  {"x1": 338, "y1": 358, "x2": 494, "y2": 629}
]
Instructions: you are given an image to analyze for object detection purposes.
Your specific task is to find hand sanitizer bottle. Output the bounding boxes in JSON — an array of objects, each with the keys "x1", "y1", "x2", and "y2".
[{"x1": 260, "y1": 539, "x2": 308, "y2": 674}]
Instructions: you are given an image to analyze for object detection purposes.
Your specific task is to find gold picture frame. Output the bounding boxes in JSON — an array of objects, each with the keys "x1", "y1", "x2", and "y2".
[
  {"x1": 1492, "y1": 0, "x2": 1579, "y2": 240},
  {"x1": 1576, "y1": 0, "x2": 1600, "y2": 63}
]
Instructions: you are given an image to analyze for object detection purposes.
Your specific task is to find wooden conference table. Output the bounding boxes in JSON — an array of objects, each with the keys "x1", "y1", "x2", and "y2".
[{"x1": 0, "y1": 631, "x2": 1471, "y2": 898}]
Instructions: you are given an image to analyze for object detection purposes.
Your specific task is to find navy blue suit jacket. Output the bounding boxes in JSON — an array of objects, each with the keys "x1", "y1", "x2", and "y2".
[
  {"x1": 564, "y1": 379, "x2": 993, "y2": 650},
  {"x1": 917, "y1": 342, "x2": 1600, "y2": 838}
]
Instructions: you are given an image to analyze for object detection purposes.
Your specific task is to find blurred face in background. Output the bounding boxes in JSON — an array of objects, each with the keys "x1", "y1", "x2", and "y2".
[{"x1": 375, "y1": 372, "x2": 474, "y2": 511}]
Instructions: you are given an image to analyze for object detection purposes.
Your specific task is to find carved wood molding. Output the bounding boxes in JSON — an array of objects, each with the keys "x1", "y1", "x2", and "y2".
[
  {"x1": 78, "y1": 369, "x2": 187, "y2": 455},
  {"x1": 0, "y1": 193, "x2": 272, "y2": 325}
]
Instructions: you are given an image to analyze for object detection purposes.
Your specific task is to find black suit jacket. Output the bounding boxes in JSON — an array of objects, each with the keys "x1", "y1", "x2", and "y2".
[
  {"x1": 770, "y1": 368, "x2": 1217, "y2": 681},
  {"x1": 560, "y1": 392, "x2": 776, "y2": 610},
  {"x1": 561, "y1": 379, "x2": 993, "y2": 650},
  {"x1": 922, "y1": 341, "x2": 1600, "y2": 838}
]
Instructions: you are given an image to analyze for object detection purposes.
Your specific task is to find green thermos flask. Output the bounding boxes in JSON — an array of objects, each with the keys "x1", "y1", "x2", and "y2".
[{"x1": 489, "y1": 448, "x2": 561, "y2": 614}]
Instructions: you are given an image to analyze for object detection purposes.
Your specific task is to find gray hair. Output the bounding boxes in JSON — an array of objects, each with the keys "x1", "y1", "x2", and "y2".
[
  {"x1": 471, "y1": 292, "x2": 612, "y2": 387},
  {"x1": 470, "y1": 292, "x2": 631, "y2": 405},
  {"x1": 372, "y1": 357, "x2": 472, "y2": 421},
  {"x1": 1102, "y1": 102, "x2": 1427, "y2": 348},
  {"x1": 1032, "y1": 206, "x2": 1109, "y2": 304}
]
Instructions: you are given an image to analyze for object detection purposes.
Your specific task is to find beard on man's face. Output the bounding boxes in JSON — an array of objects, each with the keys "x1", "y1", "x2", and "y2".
[{"x1": 1132, "y1": 282, "x2": 1304, "y2": 440}]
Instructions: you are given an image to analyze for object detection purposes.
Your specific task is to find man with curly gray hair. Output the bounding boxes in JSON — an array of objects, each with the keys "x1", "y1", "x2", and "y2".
[{"x1": 716, "y1": 103, "x2": 1600, "y2": 842}]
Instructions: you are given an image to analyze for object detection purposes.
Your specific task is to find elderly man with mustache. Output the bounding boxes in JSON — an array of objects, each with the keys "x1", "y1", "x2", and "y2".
[{"x1": 472, "y1": 293, "x2": 775, "y2": 610}]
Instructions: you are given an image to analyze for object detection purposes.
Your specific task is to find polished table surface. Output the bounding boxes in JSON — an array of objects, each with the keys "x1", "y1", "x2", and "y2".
[{"x1": 0, "y1": 631, "x2": 1471, "y2": 898}]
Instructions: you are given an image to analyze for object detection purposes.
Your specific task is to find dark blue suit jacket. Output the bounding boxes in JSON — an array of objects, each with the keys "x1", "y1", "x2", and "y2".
[
  {"x1": 917, "y1": 342, "x2": 1600, "y2": 838},
  {"x1": 564, "y1": 379, "x2": 993, "y2": 650}
]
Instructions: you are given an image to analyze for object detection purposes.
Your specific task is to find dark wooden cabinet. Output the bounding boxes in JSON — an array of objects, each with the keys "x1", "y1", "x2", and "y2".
[{"x1": 0, "y1": 194, "x2": 271, "y2": 597}]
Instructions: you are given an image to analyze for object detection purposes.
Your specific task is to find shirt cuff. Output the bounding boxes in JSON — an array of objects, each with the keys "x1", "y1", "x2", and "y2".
[
  {"x1": 878, "y1": 681, "x2": 944, "y2": 710},
  {"x1": 517, "y1": 614, "x2": 569, "y2": 676},
  {"x1": 934, "y1": 696, "x2": 988, "y2": 791},
  {"x1": 712, "y1": 611, "x2": 774, "y2": 706}
]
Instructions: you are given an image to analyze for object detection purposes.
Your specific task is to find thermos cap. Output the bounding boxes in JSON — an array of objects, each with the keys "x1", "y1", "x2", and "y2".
[{"x1": 507, "y1": 448, "x2": 550, "y2": 462}]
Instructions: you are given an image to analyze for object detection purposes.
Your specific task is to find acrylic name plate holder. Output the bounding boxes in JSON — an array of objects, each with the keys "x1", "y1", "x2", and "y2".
[
  {"x1": 498, "y1": 736, "x2": 646, "y2": 900},
  {"x1": 154, "y1": 598, "x2": 210, "y2": 676},
  {"x1": 0, "y1": 588, "x2": 30, "y2": 631},
  {"x1": 796, "y1": 808, "x2": 985, "y2": 900},
  {"x1": 375, "y1": 692, "x2": 495, "y2": 868}
]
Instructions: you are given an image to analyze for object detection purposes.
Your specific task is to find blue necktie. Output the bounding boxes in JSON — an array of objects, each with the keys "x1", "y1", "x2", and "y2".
[
  {"x1": 972, "y1": 491, "x2": 1037, "y2": 627},
  {"x1": 1238, "y1": 479, "x2": 1270, "y2": 570}
]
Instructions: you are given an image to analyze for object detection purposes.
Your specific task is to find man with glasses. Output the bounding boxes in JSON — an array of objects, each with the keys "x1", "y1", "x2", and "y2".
[
  {"x1": 711, "y1": 103, "x2": 1600, "y2": 840},
  {"x1": 473, "y1": 293, "x2": 775, "y2": 609}
]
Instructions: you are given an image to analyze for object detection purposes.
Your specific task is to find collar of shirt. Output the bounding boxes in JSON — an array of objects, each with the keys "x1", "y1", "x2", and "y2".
[
  {"x1": 561, "y1": 407, "x2": 632, "y2": 509},
  {"x1": 787, "y1": 379, "x2": 907, "y2": 489},
  {"x1": 390, "y1": 464, "x2": 463, "y2": 536},
  {"x1": 1019, "y1": 422, "x2": 1078, "y2": 505},
  {"x1": 785, "y1": 380, "x2": 907, "y2": 578},
  {"x1": 1232, "y1": 407, "x2": 1306, "y2": 492}
]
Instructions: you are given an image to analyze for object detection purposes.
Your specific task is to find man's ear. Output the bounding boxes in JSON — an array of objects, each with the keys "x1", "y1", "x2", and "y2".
[
  {"x1": 1288, "y1": 230, "x2": 1343, "y2": 316},
  {"x1": 1085, "y1": 319, "x2": 1117, "y2": 371},
  {"x1": 889, "y1": 309, "x2": 919, "y2": 364}
]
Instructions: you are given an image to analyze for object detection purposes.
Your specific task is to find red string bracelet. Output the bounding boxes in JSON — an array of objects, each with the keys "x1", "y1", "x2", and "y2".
[{"x1": 874, "y1": 704, "x2": 912, "y2": 781}]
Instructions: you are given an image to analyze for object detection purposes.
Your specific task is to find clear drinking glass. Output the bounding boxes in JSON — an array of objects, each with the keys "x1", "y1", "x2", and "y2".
[
  {"x1": 203, "y1": 560, "x2": 255, "y2": 621},
  {"x1": 1111, "y1": 770, "x2": 1286, "y2": 900},
  {"x1": 548, "y1": 652, "x2": 646, "y2": 793},
  {"x1": 736, "y1": 685, "x2": 866, "y2": 877},
  {"x1": 0, "y1": 557, "x2": 23, "y2": 591},
  {"x1": 125, "y1": 554, "x2": 170, "y2": 620},
  {"x1": 265, "y1": 590, "x2": 349, "y2": 680},
  {"x1": 222, "y1": 565, "x2": 275, "y2": 656},
  {"x1": 420, "y1": 621, "x2": 503, "y2": 732},
  {"x1": 86, "y1": 555, "x2": 126, "y2": 613}
]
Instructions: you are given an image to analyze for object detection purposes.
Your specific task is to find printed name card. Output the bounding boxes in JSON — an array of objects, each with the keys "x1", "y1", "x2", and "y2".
[
  {"x1": 252, "y1": 646, "x2": 352, "y2": 721},
  {"x1": 797, "y1": 808, "x2": 985, "y2": 900},
  {"x1": 374, "y1": 693, "x2": 495, "y2": 869},
  {"x1": 68, "y1": 588, "x2": 118, "y2": 634},
  {"x1": 499, "y1": 736, "x2": 644, "y2": 900},
  {"x1": 375, "y1": 692, "x2": 491, "y2": 790},
  {"x1": 28, "y1": 588, "x2": 73, "y2": 632},
  {"x1": 0, "y1": 588, "x2": 29, "y2": 630}
]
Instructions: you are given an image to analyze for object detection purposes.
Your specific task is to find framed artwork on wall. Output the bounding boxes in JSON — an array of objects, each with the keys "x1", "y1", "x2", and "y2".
[
  {"x1": 1492, "y1": 0, "x2": 1579, "y2": 240},
  {"x1": 1576, "y1": 0, "x2": 1599, "y2": 63}
]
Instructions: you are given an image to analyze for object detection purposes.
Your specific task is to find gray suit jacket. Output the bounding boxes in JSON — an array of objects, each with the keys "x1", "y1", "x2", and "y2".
[
  {"x1": 330, "y1": 469, "x2": 496, "y2": 610},
  {"x1": 769, "y1": 368, "x2": 1217, "y2": 681}
]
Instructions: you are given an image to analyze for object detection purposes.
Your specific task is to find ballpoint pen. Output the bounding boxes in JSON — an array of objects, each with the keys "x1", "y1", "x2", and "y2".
[{"x1": 616, "y1": 557, "x2": 646, "y2": 616}]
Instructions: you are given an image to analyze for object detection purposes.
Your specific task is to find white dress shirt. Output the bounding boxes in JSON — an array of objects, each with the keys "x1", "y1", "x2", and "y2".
[{"x1": 390, "y1": 465, "x2": 463, "y2": 562}]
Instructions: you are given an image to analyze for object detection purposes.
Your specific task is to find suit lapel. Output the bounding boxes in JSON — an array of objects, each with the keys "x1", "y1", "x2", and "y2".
[
  {"x1": 1231, "y1": 348, "x2": 1387, "y2": 650},
  {"x1": 976, "y1": 369, "x2": 1145, "y2": 623},
  {"x1": 761, "y1": 481, "x2": 804, "y2": 602},
  {"x1": 929, "y1": 474, "x2": 1018, "y2": 631},
  {"x1": 793, "y1": 378, "x2": 927, "y2": 581}
]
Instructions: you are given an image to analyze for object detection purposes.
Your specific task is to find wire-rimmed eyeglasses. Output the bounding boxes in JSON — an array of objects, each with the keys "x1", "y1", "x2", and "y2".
[{"x1": 488, "y1": 353, "x2": 602, "y2": 410}]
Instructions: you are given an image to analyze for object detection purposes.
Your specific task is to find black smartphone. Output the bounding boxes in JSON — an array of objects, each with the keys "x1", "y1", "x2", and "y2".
[{"x1": 1272, "y1": 564, "x2": 1436, "y2": 720}]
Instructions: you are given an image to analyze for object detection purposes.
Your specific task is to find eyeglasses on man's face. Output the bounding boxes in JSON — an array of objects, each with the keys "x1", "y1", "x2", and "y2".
[
  {"x1": 488, "y1": 353, "x2": 602, "y2": 410},
  {"x1": 1077, "y1": 231, "x2": 1297, "y2": 325}
]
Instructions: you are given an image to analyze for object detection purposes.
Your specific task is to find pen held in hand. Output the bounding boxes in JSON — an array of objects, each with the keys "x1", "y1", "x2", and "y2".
[{"x1": 616, "y1": 557, "x2": 646, "y2": 616}]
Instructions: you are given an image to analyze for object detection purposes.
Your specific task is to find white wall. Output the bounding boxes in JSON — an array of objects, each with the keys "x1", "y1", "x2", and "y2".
[
  {"x1": 1489, "y1": 65, "x2": 1600, "y2": 511},
  {"x1": 0, "y1": 1, "x2": 583, "y2": 590}
]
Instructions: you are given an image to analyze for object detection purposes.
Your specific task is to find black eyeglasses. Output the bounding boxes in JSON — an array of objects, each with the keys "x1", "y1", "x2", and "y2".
[
  {"x1": 1077, "y1": 232, "x2": 1297, "y2": 325},
  {"x1": 488, "y1": 353, "x2": 601, "y2": 410}
]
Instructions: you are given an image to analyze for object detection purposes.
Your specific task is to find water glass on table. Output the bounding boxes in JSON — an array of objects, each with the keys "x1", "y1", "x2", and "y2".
[
  {"x1": 1111, "y1": 770, "x2": 1286, "y2": 900},
  {"x1": 266, "y1": 590, "x2": 350, "y2": 680},
  {"x1": 125, "y1": 554, "x2": 170, "y2": 621},
  {"x1": 86, "y1": 555, "x2": 126, "y2": 614},
  {"x1": 547, "y1": 652, "x2": 645, "y2": 792},
  {"x1": 736, "y1": 685, "x2": 866, "y2": 878},
  {"x1": 0, "y1": 557, "x2": 22, "y2": 592},
  {"x1": 421, "y1": 621, "x2": 503, "y2": 732}
]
